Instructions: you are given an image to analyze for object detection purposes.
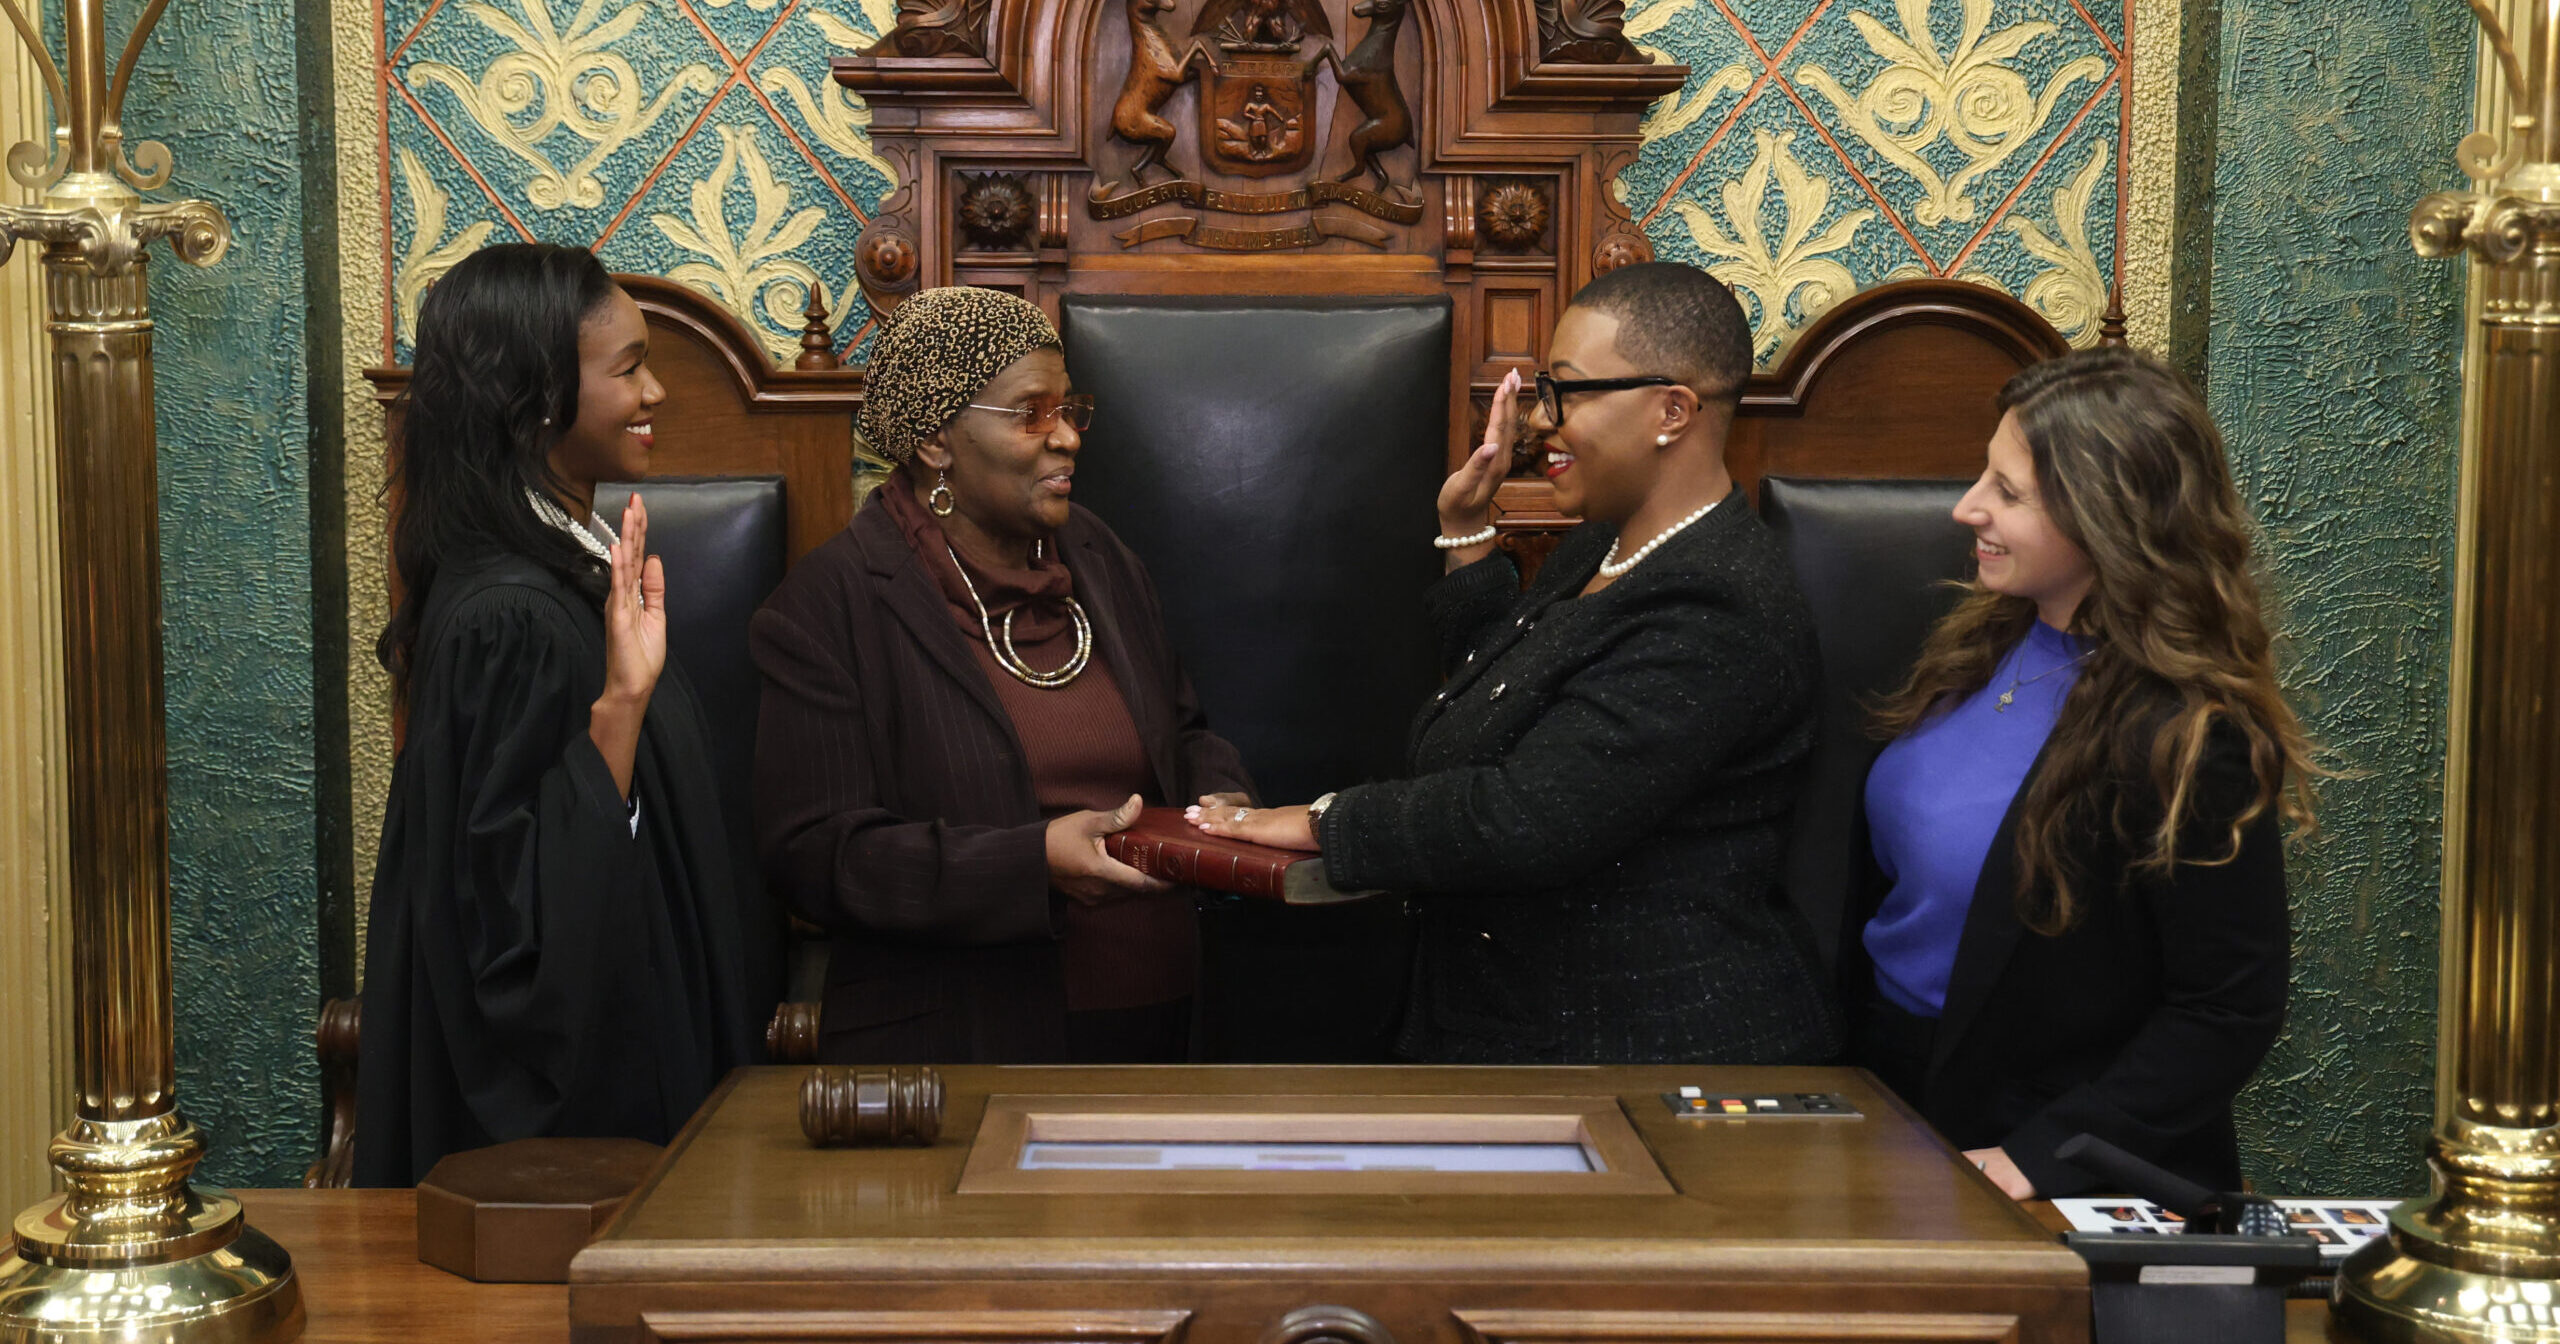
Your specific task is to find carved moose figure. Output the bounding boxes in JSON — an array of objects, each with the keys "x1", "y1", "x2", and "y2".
[
  {"x1": 1110, "y1": 0, "x2": 1192, "y2": 183},
  {"x1": 1329, "y1": 0, "x2": 1411, "y2": 190}
]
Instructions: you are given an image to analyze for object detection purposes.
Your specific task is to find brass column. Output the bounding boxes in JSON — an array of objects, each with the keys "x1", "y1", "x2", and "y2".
[
  {"x1": 0, "y1": 0, "x2": 302, "y2": 1336},
  {"x1": 2337, "y1": 1, "x2": 2560, "y2": 1339}
]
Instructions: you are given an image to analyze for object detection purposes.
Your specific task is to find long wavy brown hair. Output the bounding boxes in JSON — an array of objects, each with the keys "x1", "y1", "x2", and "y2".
[{"x1": 1871, "y1": 347, "x2": 2318, "y2": 935}]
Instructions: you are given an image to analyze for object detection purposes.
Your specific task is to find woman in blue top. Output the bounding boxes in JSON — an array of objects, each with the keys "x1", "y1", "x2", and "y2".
[{"x1": 1850, "y1": 347, "x2": 2317, "y2": 1200}]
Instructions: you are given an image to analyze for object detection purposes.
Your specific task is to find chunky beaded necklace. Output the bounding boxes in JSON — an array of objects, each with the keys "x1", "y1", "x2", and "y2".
[
  {"x1": 1597, "y1": 494, "x2": 1721, "y2": 579},
  {"x1": 945, "y1": 544, "x2": 1092, "y2": 688}
]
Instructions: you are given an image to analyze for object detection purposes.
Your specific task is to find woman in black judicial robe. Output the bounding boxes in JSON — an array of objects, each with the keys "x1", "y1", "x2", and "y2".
[{"x1": 355, "y1": 243, "x2": 766, "y2": 1186}]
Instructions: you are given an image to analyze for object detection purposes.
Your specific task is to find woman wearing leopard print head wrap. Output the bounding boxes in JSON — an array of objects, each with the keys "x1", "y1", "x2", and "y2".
[{"x1": 750, "y1": 286, "x2": 1254, "y2": 1064}]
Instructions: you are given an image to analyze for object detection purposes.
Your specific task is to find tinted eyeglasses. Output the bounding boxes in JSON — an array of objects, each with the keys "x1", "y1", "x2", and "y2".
[
  {"x1": 963, "y1": 393, "x2": 1096, "y2": 435},
  {"x1": 1534, "y1": 372, "x2": 1678, "y2": 425}
]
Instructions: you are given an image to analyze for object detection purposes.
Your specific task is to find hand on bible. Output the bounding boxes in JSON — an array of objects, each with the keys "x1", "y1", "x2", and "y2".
[
  {"x1": 1184, "y1": 802, "x2": 1318, "y2": 852},
  {"x1": 1047, "y1": 794, "x2": 1176, "y2": 905},
  {"x1": 601, "y1": 492, "x2": 668, "y2": 708}
]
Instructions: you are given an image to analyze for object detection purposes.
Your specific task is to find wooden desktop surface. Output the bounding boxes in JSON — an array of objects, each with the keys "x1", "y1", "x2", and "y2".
[{"x1": 233, "y1": 1164, "x2": 2355, "y2": 1343}]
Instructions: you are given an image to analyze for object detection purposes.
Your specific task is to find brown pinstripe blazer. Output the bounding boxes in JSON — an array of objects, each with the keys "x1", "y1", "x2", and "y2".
[{"x1": 748, "y1": 495, "x2": 1253, "y2": 1062}]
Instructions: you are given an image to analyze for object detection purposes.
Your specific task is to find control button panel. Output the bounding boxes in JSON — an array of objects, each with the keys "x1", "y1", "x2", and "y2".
[{"x1": 1659, "y1": 1089, "x2": 1862, "y2": 1119}]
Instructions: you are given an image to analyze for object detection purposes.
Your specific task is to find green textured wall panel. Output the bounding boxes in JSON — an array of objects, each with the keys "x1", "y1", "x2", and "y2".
[
  {"x1": 2209, "y1": 0, "x2": 2470, "y2": 1197},
  {"x1": 118, "y1": 0, "x2": 322, "y2": 1185}
]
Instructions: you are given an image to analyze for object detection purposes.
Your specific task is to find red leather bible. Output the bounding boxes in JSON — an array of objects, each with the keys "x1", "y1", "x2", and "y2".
[{"x1": 1102, "y1": 808, "x2": 1376, "y2": 905}]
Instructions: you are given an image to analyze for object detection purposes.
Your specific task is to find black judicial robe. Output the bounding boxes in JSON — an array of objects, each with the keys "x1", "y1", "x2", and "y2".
[{"x1": 355, "y1": 552, "x2": 765, "y2": 1187}]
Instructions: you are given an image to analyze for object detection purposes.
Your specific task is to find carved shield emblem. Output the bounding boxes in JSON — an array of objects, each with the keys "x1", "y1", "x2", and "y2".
[{"x1": 1200, "y1": 57, "x2": 1314, "y2": 177}]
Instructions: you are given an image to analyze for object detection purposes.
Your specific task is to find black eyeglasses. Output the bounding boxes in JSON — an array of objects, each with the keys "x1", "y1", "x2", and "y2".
[
  {"x1": 1534, "y1": 372, "x2": 1679, "y2": 425},
  {"x1": 963, "y1": 393, "x2": 1096, "y2": 435}
]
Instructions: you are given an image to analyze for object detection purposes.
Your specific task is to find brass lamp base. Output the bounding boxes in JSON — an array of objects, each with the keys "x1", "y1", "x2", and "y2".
[
  {"x1": 2335, "y1": 1130, "x2": 2560, "y2": 1343},
  {"x1": 0, "y1": 1195, "x2": 302, "y2": 1342},
  {"x1": 2335, "y1": 1234, "x2": 2560, "y2": 1342},
  {"x1": 0, "y1": 1116, "x2": 300, "y2": 1342}
]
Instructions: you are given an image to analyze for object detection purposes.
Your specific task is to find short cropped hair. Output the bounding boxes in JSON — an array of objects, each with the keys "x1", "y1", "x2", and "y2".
[{"x1": 1568, "y1": 262, "x2": 1752, "y2": 400}]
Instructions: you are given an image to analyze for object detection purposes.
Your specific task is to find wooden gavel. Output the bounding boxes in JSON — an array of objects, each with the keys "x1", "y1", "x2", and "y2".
[{"x1": 799, "y1": 1066, "x2": 945, "y2": 1147}]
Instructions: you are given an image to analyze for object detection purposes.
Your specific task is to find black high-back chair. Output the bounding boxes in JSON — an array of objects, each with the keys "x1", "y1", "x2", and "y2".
[
  {"x1": 598, "y1": 474, "x2": 800, "y2": 1005},
  {"x1": 1757, "y1": 477, "x2": 1976, "y2": 978},
  {"x1": 1063, "y1": 295, "x2": 1453, "y2": 1062}
]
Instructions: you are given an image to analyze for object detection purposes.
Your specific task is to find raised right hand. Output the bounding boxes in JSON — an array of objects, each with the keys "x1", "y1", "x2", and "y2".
[
  {"x1": 1046, "y1": 794, "x2": 1176, "y2": 905},
  {"x1": 1437, "y1": 367, "x2": 1520, "y2": 534},
  {"x1": 600, "y1": 492, "x2": 667, "y2": 710},
  {"x1": 588, "y1": 492, "x2": 665, "y2": 800}
]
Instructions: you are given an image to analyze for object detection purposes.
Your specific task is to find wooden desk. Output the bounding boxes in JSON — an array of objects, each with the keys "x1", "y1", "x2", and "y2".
[
  {"x1": 229, "y1": 1157, "x2": 2357, "y2": 1343},
  {"x1": 234, "y1": 1189, "x2": 564, "y2": 1343},
  {"x1": 575, "y1": 1065, "x2": 2091, "y2": 1344}
]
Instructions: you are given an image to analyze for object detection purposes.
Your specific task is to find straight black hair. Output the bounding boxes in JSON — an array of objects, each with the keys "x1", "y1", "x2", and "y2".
[{"x1": 378, "y1": 242, "x2": 620, "y2": 685}]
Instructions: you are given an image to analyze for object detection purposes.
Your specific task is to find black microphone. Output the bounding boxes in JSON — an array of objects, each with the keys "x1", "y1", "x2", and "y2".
[{"x1": 2054, "y1": 1133, "x2": 2288, "y2": 1236}]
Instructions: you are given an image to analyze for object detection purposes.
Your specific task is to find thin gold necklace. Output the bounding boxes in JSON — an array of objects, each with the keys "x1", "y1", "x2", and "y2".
[
  {"x1": 945, "y1": 544, "x2": 1092, "y2": 688},
  {"x1": 1994, "y1": 646, "x2": 2093, "y2": 712}
]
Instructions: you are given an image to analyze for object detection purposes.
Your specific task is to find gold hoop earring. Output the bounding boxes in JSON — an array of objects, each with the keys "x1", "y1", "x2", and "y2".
[{"x1": 928, "y1": 471, "x2": 956, "y2": 518}]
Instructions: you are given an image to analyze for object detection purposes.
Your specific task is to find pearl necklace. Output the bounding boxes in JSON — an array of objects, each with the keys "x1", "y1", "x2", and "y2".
[
  {"x1": 1597, "y1": 495, "x2": 1722, "y2": 579},
  {"x1": 525, "y1": 487, "x2": 615, "y2": 562},
  {"x1": 946, "y1": 544, "x2": 1092, "y2": 688}
]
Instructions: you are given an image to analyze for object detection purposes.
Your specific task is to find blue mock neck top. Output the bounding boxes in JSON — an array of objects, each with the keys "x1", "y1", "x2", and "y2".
[{"x1": 1863, "y1": 620, "x2": 2092, "y2": 1016}]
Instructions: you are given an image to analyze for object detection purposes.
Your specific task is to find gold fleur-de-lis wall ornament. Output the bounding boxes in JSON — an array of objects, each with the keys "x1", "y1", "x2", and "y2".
[
  {"x1": 1672, "y1": 128, "x2": 1873, "y2": 360},
  {"x1": 408, "y1": 0, "x2": 720, "y2": 211},
  {"x1": 652, "y1": 124, "x2": 834, "y2": 365},
  {"x1": 2008, "y1": 143, "x2": 2109, "y2": 344},
  {"x1": 1796, "y1": 0, "x2": 2104, "y2": 229}
]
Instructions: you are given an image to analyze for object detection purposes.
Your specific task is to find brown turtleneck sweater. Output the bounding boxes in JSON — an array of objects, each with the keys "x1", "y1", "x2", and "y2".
[{"x1": 880, "y1": 473, "x2": 1194, "y2": 1011}]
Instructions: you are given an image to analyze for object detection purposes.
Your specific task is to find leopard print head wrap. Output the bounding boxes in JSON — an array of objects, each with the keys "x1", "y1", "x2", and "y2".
[{"x1": 858, "y1": 286, "x2": 1062, "y2": 465}]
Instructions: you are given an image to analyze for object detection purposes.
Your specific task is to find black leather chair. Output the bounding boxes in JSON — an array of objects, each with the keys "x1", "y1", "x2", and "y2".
[
  {"x1": 597, "y1": 474, "x2": 805, "y2": 1003},
  {"x1": 1062, "y1": 295, "x2": 1452, "y2": 1062},
  {"x1": 1757, "y1": 477, "x2": 1976, "y2": 979}
]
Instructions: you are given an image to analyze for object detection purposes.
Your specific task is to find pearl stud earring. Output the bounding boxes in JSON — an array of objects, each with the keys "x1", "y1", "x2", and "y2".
[{"x1": 1656, "y1": 433, "x2": 1672, "y2": 446}]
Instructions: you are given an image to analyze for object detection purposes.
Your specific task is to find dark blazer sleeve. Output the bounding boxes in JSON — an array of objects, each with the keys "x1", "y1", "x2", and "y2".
[
  {"x1": 1422, "y1": 549, "x2": 1523, "y2": 673},
  {"x1": 2001, "y1": 735, "x2": 2291, "y2": 1195},
  {"x1": 1323, "y1": 590, "x2": 1795, "y2": 894},
  {"x1": 748, "y1": 591, "x2": 1053, "y2": 947}
]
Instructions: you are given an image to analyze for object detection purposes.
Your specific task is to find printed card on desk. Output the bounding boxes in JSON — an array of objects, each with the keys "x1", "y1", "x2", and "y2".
[{"x1": 2051, "y1": 1197, "x2": 2398, "y2": 1260}]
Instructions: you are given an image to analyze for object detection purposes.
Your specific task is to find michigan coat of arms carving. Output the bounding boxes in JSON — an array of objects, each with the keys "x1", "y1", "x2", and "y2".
[{"x1": 1093, "y1": 0, "x2": 1423, "y2": 250}]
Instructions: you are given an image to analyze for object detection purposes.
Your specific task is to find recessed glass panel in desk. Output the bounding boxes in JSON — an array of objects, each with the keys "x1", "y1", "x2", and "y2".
[
  {"x1": 956, "y1": 1092, "x2": 1669, "y2": 1194},
  {"x1": 1018, "y1": 1140, "x2": 1599, "y2": 1173}
]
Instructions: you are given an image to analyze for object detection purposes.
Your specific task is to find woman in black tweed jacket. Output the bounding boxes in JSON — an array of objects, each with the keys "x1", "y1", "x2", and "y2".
[{"x1": 1193, "y1": 264, "x2": 1839, "y2": 1065}]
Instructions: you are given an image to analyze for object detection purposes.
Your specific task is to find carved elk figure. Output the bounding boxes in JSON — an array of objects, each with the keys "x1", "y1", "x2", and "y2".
[
  {"x1": 1329, "y1": 0, "x2": 1412, "y2": 191},
  {"x1": 1111, "y1": 0, "x2": 1192, "y2": 183}
]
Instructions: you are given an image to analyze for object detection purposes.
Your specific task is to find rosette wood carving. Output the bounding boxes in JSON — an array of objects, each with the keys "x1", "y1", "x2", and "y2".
[
  {"x1": 1478, "y1": 180, "x2": 1551, "y2": 251},
  {"x1": 958, "y1": 172, "x2": 1038, "y2": 250}
]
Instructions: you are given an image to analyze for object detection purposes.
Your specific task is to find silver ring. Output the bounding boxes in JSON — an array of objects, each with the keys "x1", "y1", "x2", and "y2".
[{"x1": 1235, "y1": 809, "x2": 1252, "y2": 822}]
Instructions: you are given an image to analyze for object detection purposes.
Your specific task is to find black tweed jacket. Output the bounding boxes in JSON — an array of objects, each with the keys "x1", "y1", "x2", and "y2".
[{"x1": 1321, "y1": 490, "x2": 1842, "y2": 1065}]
